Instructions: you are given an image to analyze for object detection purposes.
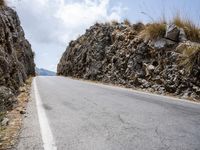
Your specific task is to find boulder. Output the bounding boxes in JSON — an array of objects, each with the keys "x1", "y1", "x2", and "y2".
[
  {"x1": 165, "y1": 24, "x2": 180, "y2": 42},
  {"x1": 154, "y1": 38, "x2": 176, "y2": 50}
]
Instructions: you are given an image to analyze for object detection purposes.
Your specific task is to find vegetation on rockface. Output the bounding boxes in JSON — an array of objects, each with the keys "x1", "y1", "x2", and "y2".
[
  {"x1": 141, "y1": 14, "x2": 200, "y2": 42},
  {"x1": 124, "y1": 19, "x2": 131, "y2": 26},
  {"x1": 0, "y1": 0, "x2": 5, "y2": 6},
  {"x1": 177, "y1": 43, "x2": 200, "y2": 76},
  {"x1": 172, "y1": 15, "x2": 200, "y2": 42},
  {"x1": 141, "y1": 22, "x2": 166, "y2": 40},
  {"x1": 140, "y1": 15, "x2": 200, "y2": 77}
]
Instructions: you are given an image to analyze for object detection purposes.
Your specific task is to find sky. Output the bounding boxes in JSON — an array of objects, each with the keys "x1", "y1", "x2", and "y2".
[{"x1": 8, "y1": 0, "x2": 200, "y2": 72}]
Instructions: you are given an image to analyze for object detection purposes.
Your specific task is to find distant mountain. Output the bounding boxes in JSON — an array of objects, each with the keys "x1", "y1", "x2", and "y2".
[{"x1": 36, "y1": 68, "x2": 56, "y2": 76}]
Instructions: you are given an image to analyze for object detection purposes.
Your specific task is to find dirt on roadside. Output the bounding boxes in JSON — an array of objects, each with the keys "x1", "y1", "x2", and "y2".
[{"x1": 0, "y1": 78, "x2": 33, "y2": 150}]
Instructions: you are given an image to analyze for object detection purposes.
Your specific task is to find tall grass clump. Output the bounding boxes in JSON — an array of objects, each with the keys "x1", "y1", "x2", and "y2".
[
  {"x1": 140, "y1": 12, "x2": 200, "y2": 42},
  {"x1": 172, "y1": 14, "x2": 200, "y2": 42},
  {"x1": 0, "y1": 0, "x2": 5, "y2": 6},
  {"x1": 124, "y1": 19, "x2": 131, "y2": 26},
  {"x1": 141, "y1": 22, "x2": 166, "y2": 40},
  {"x1": 177, "y1": 43, "x2": 200, "y2": 75}
]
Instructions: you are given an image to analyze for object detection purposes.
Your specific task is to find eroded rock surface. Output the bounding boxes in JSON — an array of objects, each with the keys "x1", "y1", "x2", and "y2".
[
  {"x1": 0, "y1": 6, "x2": 35, "y2": 113},
  {"x1": 58, "y1": 22, "x2": 200, "y2": 100}
]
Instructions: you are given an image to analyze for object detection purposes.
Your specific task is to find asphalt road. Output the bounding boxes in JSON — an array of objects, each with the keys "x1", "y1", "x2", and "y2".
[{"x1": 15, "y1": 76, "x2": 200, "y2": 150}]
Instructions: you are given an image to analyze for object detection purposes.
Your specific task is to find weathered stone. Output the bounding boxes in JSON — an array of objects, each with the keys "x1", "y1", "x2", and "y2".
[
  {"x1": 1, "y1": 117, "x2": 9, "y2": 126},
  {"x1": 179, "y1": 28, "x2": 187, "y2": 42},
  {"x1": 165, "y1": 24, "x2": 180, "y2": 42},
  {"x1": 154, "y1": 38, "x2": 176, "y2": 50},
  {"x1": 182, "y1": 90, "x2": 191, "y2": 99}
]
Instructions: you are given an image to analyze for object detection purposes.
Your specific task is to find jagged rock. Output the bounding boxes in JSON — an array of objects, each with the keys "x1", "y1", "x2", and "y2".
[
  {"x1": 58, "y1": 23, "x2": 200, "y2": 100},
  {"x1": 165, "y1": 24, "x2": 180, "y2": 41},
  {"x1": 179, "y1": 28, "x2": 187, "y2": 42},
  {"x1": 0, "y1": 6, "x2": 35, "y2": 112},
  {"x1": 0, "y1": 86, "x2": 16, "y2": 111},
  {"x1": 181, "y1": 90, "x2": 191, "y2": 99},
  {"x1": 1, "y1": 117, "x2": 9, "y2": 126},
  {"x1": 153, "y1": 38, "x2": 176, "y2": 50}
]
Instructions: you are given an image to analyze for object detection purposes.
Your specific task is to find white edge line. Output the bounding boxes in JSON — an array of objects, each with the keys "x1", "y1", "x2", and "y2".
[{"x1": 33, "y1": 78, "x2": 57, "y2": 150}]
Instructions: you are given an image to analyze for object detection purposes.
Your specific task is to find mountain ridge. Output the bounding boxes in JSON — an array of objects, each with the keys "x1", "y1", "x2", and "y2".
[{"x1": 36, "y1": 67, "x2": 56, "y2": 76}]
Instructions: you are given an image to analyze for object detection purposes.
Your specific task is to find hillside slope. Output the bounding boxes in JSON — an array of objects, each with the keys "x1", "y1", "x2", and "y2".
[
  {"x1": 58, "y1": 22, "x2": 200, "y2": 100},
  {"x1": 36, "y1": 67, "x2": 56, "y2": 76},
  {"x1": 0, "y1": 5, "x2": 35, "y2": 113}
]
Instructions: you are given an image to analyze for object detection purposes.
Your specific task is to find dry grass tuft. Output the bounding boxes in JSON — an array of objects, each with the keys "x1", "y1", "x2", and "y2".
[
  {"x1": 111, "y1": 20, "x2": 119, "y2": 26},
  {"x1": 172, "y1": 14, "x2": 200, "y2": 42},
  {"x1": 177, "y1": 43, "x2": 200, "y2": 75},
  {"x1": 140, "y1": 13, "x2": 200, "y2": 42},
  {"x1": 141, "y1": 22, "x2": 166, "y2": 40},
  {"x1": 0, "y1": 0, "x2": 5, "y2": 6},
  {"x1": 124, "y1": 19, "x2": 131, "y2": 26}
]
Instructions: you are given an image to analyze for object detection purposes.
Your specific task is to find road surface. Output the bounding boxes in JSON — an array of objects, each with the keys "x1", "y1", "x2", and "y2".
[{"x1": 15, "y1": 76, "x2": 200, "y2": 150}]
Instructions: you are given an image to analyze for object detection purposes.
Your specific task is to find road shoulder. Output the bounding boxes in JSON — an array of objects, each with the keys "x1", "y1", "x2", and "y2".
[{"x1": 13, "y1": 79, "x2": 43, "y2": 150}]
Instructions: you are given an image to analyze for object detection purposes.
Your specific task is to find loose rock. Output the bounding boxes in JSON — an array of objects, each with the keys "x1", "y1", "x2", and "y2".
[{"x1": 1, "y1": 118, "x2": 9, "y2": 126}]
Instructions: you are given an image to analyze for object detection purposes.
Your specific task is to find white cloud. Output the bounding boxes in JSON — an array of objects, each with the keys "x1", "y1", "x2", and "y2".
[{"x1": 9, "y1": 0, "x2": 126, "y2": 71}]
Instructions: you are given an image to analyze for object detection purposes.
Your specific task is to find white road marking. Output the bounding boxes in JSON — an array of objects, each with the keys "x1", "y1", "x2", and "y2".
[{"x1": 34, "y1": 78, "x2": 57, "y2": 150}]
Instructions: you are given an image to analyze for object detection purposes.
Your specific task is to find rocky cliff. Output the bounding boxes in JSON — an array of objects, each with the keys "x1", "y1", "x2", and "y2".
[
  {"x1": 0, "y1": 5, "x2": 35, "y2": 113},
  {"x1": 57, "y1": 22, "x2": 200, "y2": 100}
]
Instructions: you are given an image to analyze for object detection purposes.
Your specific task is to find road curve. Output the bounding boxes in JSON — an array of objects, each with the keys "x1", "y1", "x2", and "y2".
[{"x1": 16, "y1": 76, "x2": 200, "y2": 150}]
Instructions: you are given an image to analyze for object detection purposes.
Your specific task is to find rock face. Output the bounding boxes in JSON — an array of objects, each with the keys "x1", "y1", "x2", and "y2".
[
  {"x1": 0, "y1": 6, "x2": 35, "y2": 113},
  {"x1": 57, "y1": 22, "x2": 200, "y2": 100}
]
